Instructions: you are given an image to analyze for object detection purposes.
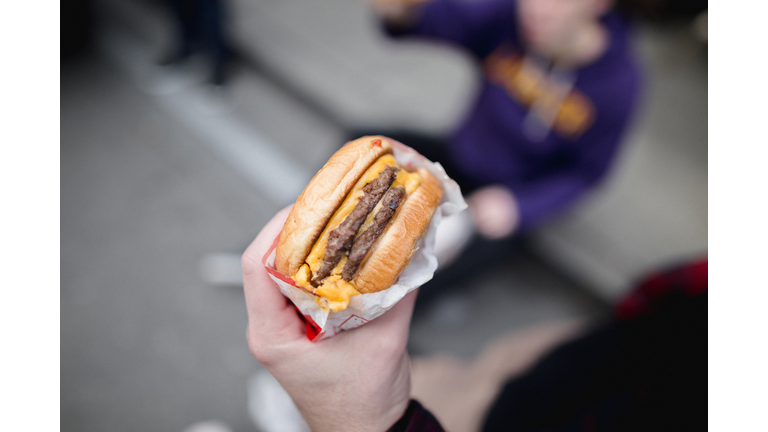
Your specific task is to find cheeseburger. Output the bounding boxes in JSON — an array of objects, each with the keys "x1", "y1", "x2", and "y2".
[{"x1": 275, "y1": 136, "x2": 443, "y2": 312}]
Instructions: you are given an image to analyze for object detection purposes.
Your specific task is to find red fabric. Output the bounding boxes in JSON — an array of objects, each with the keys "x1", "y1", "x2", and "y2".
[{"x1": 616, "y1": 258, "x2": 707, "y2": 320}]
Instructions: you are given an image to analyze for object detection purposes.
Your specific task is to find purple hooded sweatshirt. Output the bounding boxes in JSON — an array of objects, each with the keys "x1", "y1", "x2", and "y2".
[{"x1": 388, "y1": 0, "x2": 641, "y2": 231}]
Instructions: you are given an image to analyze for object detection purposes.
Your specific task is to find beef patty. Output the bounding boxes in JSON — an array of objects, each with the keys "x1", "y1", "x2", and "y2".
[
  {"x1": 342, "y1": 186, "x2": 405, "y2": 281},
  {"x1": 312, "y1": 165, "x2": 399, "y2": 284}
]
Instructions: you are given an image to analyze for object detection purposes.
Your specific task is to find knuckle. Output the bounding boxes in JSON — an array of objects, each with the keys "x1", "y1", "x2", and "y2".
[
  {"x1": 373, "y1": 333, "x2": 404, "y2": 360},
  {"x1": 241, "y1": 250, "x2": 259, "y2": 277},
  {"x1": 247, "y1": 330, "x2": 274, "y2": 365}
]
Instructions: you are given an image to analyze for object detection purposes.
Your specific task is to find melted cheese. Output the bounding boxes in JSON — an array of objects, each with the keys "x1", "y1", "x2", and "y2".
[{"x1": 292, "y1": 154, "x2": 422, "y2": 312}]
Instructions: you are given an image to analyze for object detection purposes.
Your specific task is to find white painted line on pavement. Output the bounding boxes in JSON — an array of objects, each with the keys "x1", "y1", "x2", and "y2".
[
  {"x1": 156, "y1": 91, "x2": 312, "y2": 203},
  {"x1": 98, "y1": 23, "x2": 312, "y2": 204}
]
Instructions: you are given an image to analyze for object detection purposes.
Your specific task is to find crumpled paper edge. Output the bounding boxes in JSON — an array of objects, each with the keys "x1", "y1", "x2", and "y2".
[{"x1": 262, "y1": 139, "x2": 468, "y2": 341}]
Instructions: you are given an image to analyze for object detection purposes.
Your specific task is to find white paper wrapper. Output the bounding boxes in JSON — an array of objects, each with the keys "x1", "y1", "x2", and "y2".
[{"x1": 262, "y1": 139, "x2": 467, "y2": 341}]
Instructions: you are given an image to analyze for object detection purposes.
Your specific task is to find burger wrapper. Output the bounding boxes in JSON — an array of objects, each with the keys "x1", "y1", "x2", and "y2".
[{"x1": 262, "y1": 139, "x2": 467, "y2": 341}]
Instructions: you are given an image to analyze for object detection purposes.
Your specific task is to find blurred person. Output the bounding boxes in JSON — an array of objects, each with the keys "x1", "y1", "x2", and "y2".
[
  {"x1": 243, "y1": 208, "x2": 706, "y2": 432},
  {"x1": 364, "y1": 0, "x2": 642, "y2": 308},
  {"x1": 160, "y1": 0, "x2": 232, "y2": 85}
]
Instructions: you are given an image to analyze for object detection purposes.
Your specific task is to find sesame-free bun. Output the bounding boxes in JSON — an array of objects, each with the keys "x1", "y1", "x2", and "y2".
[{"x1": 275, "y1": 136, "x2": 443, "y2": 296}]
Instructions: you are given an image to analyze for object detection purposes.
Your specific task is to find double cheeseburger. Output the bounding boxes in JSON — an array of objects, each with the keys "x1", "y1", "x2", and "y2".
[{"x1": 275, "y1": 136, "x2": 443, "y2": 312}]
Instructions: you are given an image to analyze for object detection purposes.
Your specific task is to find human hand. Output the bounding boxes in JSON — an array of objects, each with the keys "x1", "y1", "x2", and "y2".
[
  {"x1": 467, "y1": 185, "x2": 520, "y2": 239},
  {"x1": 242, "y1": 206, "x2": 417, "y2": 432},
  {"x1": 371, "y1": 0, "x2": 431, "y2": 29}
]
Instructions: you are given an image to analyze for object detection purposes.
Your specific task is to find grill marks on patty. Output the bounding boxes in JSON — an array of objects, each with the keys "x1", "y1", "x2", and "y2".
[
  {"x1": 312, "y1": 165, "x2": 399, "y2": 284},
  {"x1": 342, "y1": 186, "x2": 405, "y2": 281}
]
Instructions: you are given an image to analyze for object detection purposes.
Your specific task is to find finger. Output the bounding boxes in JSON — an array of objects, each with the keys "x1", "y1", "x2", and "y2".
[
  {"x1": 385, "y1": 289, "x2": 418, "y2": 335},
  {"x1": 242, "y1": 205, "x2": 305, "y2": 340},
  {"x1": 242, "y1": 205, "x2": 293, "y2": 280}
]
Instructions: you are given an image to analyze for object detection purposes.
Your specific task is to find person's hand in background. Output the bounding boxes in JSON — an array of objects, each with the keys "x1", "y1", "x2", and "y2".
[
  {"x1": 371, "y1": 0, "x2": 432, "y2": 30},
  {"x1": 242, "y1": 206, "x2": 417, "y2": 432},
  {"x1": 467, "y1": 185, "x2": 520, "y2": 240}
]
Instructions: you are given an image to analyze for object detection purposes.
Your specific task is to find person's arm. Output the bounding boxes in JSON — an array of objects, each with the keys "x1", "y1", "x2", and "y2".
[
  {"x1": 464, "y1": 124, "x2": 628, "y2": 239},
  {"x1": 243, "y1": 207, "x2": 445, "y2": 432},
  {"x1": 375, "y1": 0, "x2": 518, "y2": 58},
  {"x1": 466, "y1": 107, "x2": 637, "y2": 238},
  {"x1": 511, "y1": 127, "x2": 626, "y2": 232}
]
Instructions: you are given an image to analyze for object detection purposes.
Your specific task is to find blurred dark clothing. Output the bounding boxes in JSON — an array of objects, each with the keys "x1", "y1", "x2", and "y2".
[
  {"x1": 386, "y1": 0, "x2": 642, "y2": 232},
  {"x1": 164, "y1": 0, "x2": 230, "y2": 84},
  {"x1": 616, "y1": 0, "x2": 707, "y2": 21},
  {"x1": 62, "y1": 0, "x2": 93, "y2": 58},
  {"x1": 401, "y1": 259, "x2": 708, "y2": 431}
]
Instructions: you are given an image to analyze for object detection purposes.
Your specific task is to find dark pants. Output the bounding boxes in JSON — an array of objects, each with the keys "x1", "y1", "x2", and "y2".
[
  {"x1": 166, "y1": 0, "x2": 229, "y2": 79},
  {"x1": 482, "y1": 289, "x2": 707, "y2": 432}
]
